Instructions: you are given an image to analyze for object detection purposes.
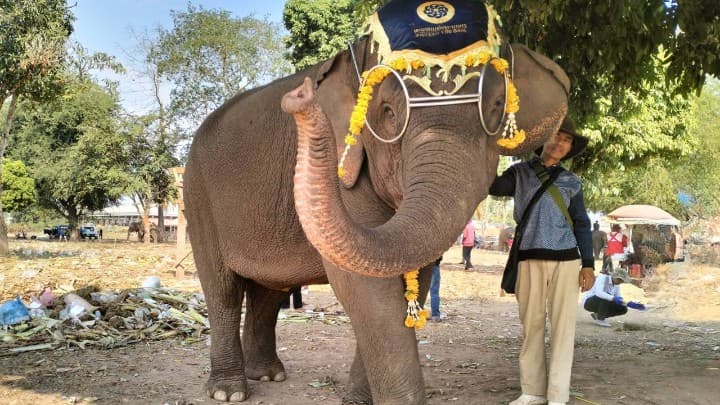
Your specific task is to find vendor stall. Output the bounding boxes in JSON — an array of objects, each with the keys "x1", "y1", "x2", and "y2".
[{"x1": 605, "y1": 204, "x2": 685, "y2": 279}]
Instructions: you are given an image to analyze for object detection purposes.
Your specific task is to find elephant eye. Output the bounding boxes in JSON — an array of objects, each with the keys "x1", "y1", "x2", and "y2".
[
  {"x1": 381, "y1": 103, "x2": 398, "y2": 134},
  {"x1": 383, "y1": 105, "x2": 396, "y2": 123},
  {"x1": 494, "y1": 96, "x2": 504, "y2": 109}
]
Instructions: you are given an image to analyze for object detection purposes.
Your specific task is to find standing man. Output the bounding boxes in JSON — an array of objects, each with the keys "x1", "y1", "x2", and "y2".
[
  {"x1": 461, "y1": 220, "x2": 475, "y2": 270},
  {"x1": 427, "y1": 256, "x2": 444, "y2": 321},
  {"x1": 489, "y1": 117, "x2": 595, "y2": 405},
  {"x1": 591, "y1": 221, "x2": 606, "y2": 260}
]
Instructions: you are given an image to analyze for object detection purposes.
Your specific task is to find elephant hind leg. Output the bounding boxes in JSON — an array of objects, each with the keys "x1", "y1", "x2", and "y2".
[
  {"x1": 198, "y1": 261, "x2": 249, "y2": 401},
  {"x1": 243, "y1": 281, "x2": 289, "y2": 382},
  {"x1": 188, "y1": 192, "x2": 249, "y2": 400}
]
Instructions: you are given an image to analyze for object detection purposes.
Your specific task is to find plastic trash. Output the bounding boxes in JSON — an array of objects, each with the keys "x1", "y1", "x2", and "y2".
[
  {"x1": 90, "y1": 291, "x2": 119, "y2": 304},
  {"x1": 63, "y1": 293, "x2": 98, "y2": 312},
  {"x1": 27, "y1": 297, "x2": 47, "y2": 318},
  {"x1": 0, "y1": 297, "x2": 31, "y2": 326},
  {"x1": 141, "y1": 276, "x2": 162, "y2": 289},
  {"x1": 39, "y1": 287, "x2": 57, "y2": 307}
]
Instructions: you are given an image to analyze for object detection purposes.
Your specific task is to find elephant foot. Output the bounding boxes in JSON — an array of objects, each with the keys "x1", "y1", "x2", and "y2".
[
  {"x1": 341, "y1": 395, "x2": 373, "y2": 405},
  {"x1": 244, "y1": 358, "x2": 286, "y2": 382},
  {"x1": 341, "y1": 388, "x2": 372, "y2": 405},
  {"x1": 205, "y1": 375, "x2": 249, "y2": 402}
]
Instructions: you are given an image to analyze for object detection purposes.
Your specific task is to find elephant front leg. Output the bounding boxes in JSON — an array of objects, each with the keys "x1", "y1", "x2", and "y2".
[
  {"x1": 200, "y1": 270, "x2": 248, "y2": 402},
  {"x1": 242, "y1": 281, "x2": 288, "y2": 382},
  {"x1": 327, "y1": 266, "x2": 427, "y2": 405},
  {"x1": 343, "y1": 346, "x2": 371, "y2": 404}
]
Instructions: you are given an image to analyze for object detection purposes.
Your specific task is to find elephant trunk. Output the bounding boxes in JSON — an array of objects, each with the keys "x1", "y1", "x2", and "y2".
[{"x1": 282, "y1": 78, "x2": 484, "y2": 277}]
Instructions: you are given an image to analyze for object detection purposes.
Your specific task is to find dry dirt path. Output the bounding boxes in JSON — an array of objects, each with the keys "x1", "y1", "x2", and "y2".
[{"x1": 1, "y1": 242, "x2": 719, "y2": 404}]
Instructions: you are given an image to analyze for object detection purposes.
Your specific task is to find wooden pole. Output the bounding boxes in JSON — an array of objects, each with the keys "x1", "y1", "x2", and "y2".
[{"x1": 168, "y1": 167, "x2": 188, "y2": 279}]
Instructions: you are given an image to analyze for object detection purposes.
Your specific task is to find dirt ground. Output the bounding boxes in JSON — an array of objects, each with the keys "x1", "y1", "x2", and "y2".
[{"x1": 1, "y1": 237, "x2": 719, "y2": 405}]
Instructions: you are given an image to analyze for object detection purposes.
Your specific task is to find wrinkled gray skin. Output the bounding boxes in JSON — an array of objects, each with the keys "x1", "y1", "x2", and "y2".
[{"x1": 184, "y1": 37, "x2": 569, "y2": 404}]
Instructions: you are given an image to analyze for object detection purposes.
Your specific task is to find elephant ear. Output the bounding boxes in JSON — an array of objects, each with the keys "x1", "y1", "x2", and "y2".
[
  {"x1": 314, "y1": 50, "x2": 366, "y2": 189},
  {"x1": 494, "y1": 44, "x2": 570, "y2": 156}
]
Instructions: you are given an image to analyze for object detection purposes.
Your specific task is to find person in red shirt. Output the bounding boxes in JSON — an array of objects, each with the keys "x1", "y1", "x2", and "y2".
[
  {"x1": 462, "y1": 220, "x2": 476, "y2": 270},
  {"x1": 604, "y1": 224, "x2": 628, "y2": 271},
  {"x1": 605, "y1": 224, "x2": 627, "y2": 255}
]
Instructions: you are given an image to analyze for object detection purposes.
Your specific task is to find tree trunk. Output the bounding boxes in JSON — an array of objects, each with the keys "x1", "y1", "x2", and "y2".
[
  {"x1": 68, "y1": 206, "x2": 79, "y2": 241},
  {"x1": 157, "y1": 204, "x2": 165, "y2": 242},
  {"x1": 0, "y1": 94, "x2": 20, "y2": 256}
]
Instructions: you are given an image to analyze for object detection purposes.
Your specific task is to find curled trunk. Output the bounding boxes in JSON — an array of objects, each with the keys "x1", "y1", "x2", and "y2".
[{"x1": 282, "y1": 78, "x2": 485, "y2": 277}]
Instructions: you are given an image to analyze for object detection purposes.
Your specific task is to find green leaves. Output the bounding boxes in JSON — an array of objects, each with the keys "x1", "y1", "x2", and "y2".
[
  {"x1": 488, "y1": 0, "x2": 720, "y2": 122},
  {"x1": 0, "y1": 0, "x2": 72, "y2": 103},
  {"x1": 8, "y1": 76, "x2": 130, "y2": 219},
  {"x1": 0, "y1": 159, "x2": 35, "y2": 213},
  {"x1": 151, "y1": 4, "x2": 292, "y2": 127},
  {"x1": 283, "y1": 0, "x2": 359, "y2": 69}
]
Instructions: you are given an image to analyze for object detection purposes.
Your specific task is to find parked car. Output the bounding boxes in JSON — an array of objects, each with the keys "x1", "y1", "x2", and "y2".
[
  {"x1": 79, "y1": 225, "x2": 99, "y2": 239},
  {"x1": 43, "y1": 225, "x2": 69, "y2": 239}
]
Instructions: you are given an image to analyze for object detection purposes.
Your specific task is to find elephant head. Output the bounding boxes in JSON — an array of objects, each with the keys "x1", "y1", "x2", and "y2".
[{"x1": 282, "y1": 7, "x2": 569, "y2": 278}]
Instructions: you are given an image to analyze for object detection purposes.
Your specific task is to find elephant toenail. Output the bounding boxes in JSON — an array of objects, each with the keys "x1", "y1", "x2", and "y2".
[
  {"x1": 260, "y1": 375, "x2": 271, "y2": 381},
  {"x1": 229, "y1": 392, "x2": 247, "y2": 401},
  {"x1": 273, "y1": 372, "x2": 286, "y2": 381},
  {"x1": 213, "y1": 391, "x2": 228, "y2": 401}
]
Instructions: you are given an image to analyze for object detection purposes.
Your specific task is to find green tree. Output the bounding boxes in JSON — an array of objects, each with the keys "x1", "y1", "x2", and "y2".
[
  {"x1": 283, "y1": 0, "x2": 358, "y2": 69},
  {"x1": 8, "y1": 78, "x2": 131, "y2": 238},
  {"x1": 119, "y1": 32, "x2": 182, "y2": 243},
  {"x1": 152, "y1": 4, "x2": 293, "y2": 128},
  {"x1": 576, "y1": 64, "x2": 695, "y2": 213},
  {"x1": 0, "y1": 0, "x2": 73, "y2": 254},
  {"x1": 672, "y1": 77, "x2": 720, "y2": 219},
  {"x1": 0, "y1": 159, "x2": 36, "y2": 216},
  {"x1": 121, "y1": 113, "x2": 179, "y2": 244}
]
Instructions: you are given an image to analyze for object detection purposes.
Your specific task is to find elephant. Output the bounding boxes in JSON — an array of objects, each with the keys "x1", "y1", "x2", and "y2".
[
  {"x1": 183, "y1": 7, "x2": 569, "y2": 404},
  {"x1": 127, "y1": 221, "x2": 158, "y2": 242}
]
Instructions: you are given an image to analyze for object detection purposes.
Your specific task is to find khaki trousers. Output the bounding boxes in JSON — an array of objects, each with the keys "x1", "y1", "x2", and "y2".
[{"x1": 515, "y1": 259, "x2": 580, "y2": 403}]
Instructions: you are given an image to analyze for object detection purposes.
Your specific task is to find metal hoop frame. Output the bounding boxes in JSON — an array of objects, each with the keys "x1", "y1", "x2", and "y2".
[
  {"x1": 361, "y1": 65, "x2": 411, "y2": 144},
  {"x1": 349, "y1": 44, "x2": 515, "y2": 143}
]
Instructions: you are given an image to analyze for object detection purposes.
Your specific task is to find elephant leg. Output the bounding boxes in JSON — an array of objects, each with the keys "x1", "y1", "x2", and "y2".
[
  {"x1": 342, "y1": 264, "x2": 433, "y2": 404},
  {"x1": 344, "y1": 346, "x2": 371, "y2": 404},
  {"x1": 242, "y1": 281, "x2": 288, "y2": 382},
  {"x1": 193, "y1": 228, "x2": 248, "y2": 401},
  {"x1": 327, "y1": 265, "x2": 427, "y2": 405}
]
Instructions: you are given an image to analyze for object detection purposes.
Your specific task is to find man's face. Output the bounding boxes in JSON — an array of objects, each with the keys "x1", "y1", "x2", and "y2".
[{"x1": 541, "y1": 130, "x2": 574, "y2": 161}]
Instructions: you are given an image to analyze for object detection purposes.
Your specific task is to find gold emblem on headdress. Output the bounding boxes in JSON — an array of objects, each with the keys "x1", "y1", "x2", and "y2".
[{"x1": 416, "y1": 2, "x2": 456, "y2": 24}]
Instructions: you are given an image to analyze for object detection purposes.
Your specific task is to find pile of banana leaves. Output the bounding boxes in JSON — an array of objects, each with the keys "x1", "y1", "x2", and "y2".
[{"x1": 1, "y1": 288, "x2": 208, "y2": 355}]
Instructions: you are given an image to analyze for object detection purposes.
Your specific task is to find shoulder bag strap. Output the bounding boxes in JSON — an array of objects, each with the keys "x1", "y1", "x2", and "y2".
[{"x1": 530, "y1": 160, "x2": 574, "y2": 232}]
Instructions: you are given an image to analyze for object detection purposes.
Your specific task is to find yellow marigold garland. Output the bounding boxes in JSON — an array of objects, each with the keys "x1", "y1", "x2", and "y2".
[
  {"x1": 337, "y1": 54, "x2": 522, "y2": 178},
  {"x1": 403, "y1": 269, "x2": 429, "y2": 329}
]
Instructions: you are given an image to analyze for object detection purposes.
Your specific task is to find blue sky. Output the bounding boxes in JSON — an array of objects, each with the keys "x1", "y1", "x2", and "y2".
[{"x1": 69, "y1": 0, "x2": 288, "y2": 113}]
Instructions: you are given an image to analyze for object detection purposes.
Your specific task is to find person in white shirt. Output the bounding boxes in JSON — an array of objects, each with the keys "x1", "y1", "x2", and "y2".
[{"x1": 582, "y1": 267, "x2": 630, "y2": 327}]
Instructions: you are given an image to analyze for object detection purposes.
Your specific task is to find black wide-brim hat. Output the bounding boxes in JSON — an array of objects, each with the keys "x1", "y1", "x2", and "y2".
[{"x1": 535, "y1": 116, "x2": 589, "y2": 161}]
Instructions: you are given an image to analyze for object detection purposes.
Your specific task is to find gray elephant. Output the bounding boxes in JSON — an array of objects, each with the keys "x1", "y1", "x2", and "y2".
[{"x1": 184, "y1": 2, "x2": 569, "y2": 403}]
